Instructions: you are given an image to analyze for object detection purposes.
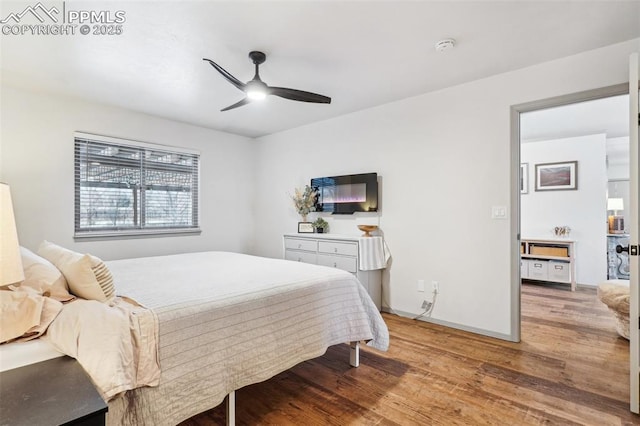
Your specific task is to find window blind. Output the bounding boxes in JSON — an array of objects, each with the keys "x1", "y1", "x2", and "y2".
[{"x1": 74, "y1": 134, "x2": 200, "y2": 238}]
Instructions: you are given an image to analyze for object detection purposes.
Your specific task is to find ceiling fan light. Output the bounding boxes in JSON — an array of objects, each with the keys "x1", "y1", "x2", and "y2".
[
  {"x1": 205, "y1": 52, "x2": 331, "y2": 110},
  {"x1": 247, "y1": 89, "x2": 267, "y2": 100},
  {"x1": 246, "y1": 80, "x2": 267, "y2": 100}
]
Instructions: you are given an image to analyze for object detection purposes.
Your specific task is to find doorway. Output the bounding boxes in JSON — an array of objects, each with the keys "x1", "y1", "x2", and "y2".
[
  {"x1": 510, "y1": 83, "x2": 630, "y2": 342},
  {"x1": 520, "y1": 93, "x2": 629, "y2": 288},
  {"x1": 510, "y1": 84, "x2": 635, "y2": 412}
]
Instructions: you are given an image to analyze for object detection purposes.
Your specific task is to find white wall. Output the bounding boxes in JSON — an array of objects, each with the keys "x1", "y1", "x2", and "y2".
[
  {"x1": 521, "y1": 134, "x2": 607, "y2": 286},
  {"x1": 607, "y1": 136, "x2": 630, "y2": 180},
  {"x1": 253, "y1": 38, "x2": 640, "y2": 338},
  {"x1": 0, "y1": 86, "x2": 256, "y2": 260}
]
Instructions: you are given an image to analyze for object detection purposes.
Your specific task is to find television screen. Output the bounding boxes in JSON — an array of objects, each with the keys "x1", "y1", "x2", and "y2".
[{"x1": 311, "y1": 173, "x2": 378, "y2": 214}]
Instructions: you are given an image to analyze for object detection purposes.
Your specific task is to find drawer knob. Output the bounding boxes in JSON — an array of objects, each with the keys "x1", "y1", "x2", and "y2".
[
  {"x1": 333, "y1": 262, "x2": 337, "y2": 267},
  {"x1": 298, "y1": 244, "x2": 302, "y2": 248},
  {"x1": 297, "y1": 258, "x2": 302, "y2": 262},
  {"x1": 334, "y1": 248, "x2": 337, "y2": 253}
]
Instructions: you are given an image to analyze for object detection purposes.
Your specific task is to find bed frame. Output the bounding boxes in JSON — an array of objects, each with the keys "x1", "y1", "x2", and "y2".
[{"x1": 223, "y1": 342, "x2": 360, "y2": 426}]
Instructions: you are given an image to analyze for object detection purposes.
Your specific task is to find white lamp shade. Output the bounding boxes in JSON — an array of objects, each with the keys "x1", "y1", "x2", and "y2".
[
  {"x1": 0, "y1": 183, "x2": 24, "y2": 286},
  {"x1": 607, "y1": 198, "x2": 624, "y2": 211}
]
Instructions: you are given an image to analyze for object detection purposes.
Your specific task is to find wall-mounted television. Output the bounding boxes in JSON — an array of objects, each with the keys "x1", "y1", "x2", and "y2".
[{"x1": 311, "y1": 172, "x2": 378, "y2": 214}]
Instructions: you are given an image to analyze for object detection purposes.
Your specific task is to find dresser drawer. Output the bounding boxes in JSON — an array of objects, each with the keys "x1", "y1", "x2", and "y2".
[
  {"x1": 285, "y1": 249, "x2": 317, "y2": 264},
  {"x1": 318, "y1": 241, "x2": 358, "y2": 257},
  {"x1": 317, "y1": 254, "x2": 357, "y2": 273},
  {"x1": 284, "y1": 238, "x2": 317, "y2": 252}
]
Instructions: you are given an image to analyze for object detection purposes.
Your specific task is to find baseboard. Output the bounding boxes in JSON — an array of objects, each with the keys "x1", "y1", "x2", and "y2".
[{"x1": 387, "y1": 309, "x2": 516, "y2": 342}]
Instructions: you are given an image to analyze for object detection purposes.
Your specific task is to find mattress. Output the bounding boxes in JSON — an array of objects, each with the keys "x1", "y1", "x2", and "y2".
[
  {"x1": 104, "y1": 251, "x2": 389, "y2": 425},
  {"x1": 0, "y1": 338, "x2": 63, "y2": 372}
]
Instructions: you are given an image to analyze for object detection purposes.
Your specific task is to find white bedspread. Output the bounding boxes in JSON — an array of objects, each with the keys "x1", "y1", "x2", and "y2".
[{"x1": 104, "y1": 251, "x2": 388, "y2": 426}]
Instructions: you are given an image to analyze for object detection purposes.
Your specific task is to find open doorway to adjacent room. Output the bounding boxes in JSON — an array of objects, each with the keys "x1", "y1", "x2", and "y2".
[
  {"x1": 520, "y1": 93, "x2": 630, "y2": 289},
  {"x1": 514, "y1": 86, "x2": 632, "y2": 409}
]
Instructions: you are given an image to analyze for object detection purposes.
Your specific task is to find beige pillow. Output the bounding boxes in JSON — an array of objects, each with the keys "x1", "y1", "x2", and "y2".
[
  {"x1": 16, "y1": 247, "x2": 75, "y2": 302},
  {"x1": 0, "y1": 288, "x2": 44, "y2": 343},
  {"x1": 37, "y1": 241, "x2": 115, "y2": 303}
]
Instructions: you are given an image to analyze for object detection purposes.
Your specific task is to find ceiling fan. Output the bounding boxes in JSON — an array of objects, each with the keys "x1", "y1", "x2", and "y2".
[{"x1": 203, "y1": 51, "x2": 331, "y2": 111}]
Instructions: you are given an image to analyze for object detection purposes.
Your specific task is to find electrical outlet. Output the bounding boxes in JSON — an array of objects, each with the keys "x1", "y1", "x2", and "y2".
[
  {"x1": 432, "y1": 281, "x2": 439, "y2": 292},
  {"x1": 417, "y1": 279, "x2": 425, "y2": 292},
  {"x1": 421, "y1": 301, "x2": 432, "y2": 310}
]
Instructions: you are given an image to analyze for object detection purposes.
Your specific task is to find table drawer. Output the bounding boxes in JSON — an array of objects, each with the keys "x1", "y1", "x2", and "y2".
[
  {"x1": 284, "y1": 238, "x2": 317, "y2": 252},
  {"x1": 285, "y1": 250, "x2": 317, "y2": 264},
  {"x1": 317, "y1": 254, "x2": 357, "y2": 273},
  {"x1": 318, "y1": 241, "x2": 358, "y2": 257}
]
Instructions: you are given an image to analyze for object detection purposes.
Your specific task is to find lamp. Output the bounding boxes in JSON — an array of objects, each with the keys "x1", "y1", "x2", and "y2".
[
  {"x1": 0, "y1": 183, "x2": 24, "y2": 286},
  {"x1": 607, "y1": 198, "x2": 625, "y2": 234}
]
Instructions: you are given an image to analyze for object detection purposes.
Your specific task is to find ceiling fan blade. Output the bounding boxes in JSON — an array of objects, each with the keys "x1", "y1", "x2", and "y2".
[
  {"x1": 221, "y1": 98, "x2": 251, "y2": 112},
  {"x1": 268, "y1": 87, "x2": 331, "y2": 104},
  {"x1": 203, "y1": 58, "x2": 245, "y2": 91}
]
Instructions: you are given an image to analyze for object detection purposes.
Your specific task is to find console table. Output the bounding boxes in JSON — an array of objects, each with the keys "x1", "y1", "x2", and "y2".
[
  {"x1": 283, "y1": 233, "x2": 387, "y2": 310},
  {"x1": 521, "y1": 238, "x2": 576, "y2": 291},
  {"x1": 0, "y1": 356, "x2": 107, "y2": 425}
]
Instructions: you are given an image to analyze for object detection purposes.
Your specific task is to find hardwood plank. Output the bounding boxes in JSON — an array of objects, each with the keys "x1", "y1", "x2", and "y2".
[{"x1": 180, "y1": 283, "x2": 639, "y2": 425}]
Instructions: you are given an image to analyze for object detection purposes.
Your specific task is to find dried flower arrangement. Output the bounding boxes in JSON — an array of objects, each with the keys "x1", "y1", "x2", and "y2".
[{"x1": 291, "y1": 185, "x2": 317, "y2": 221}]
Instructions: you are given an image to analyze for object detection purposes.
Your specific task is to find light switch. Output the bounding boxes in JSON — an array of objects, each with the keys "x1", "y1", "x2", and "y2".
[{"x1": 491, "y1": 206, "x2": 508, "y2": 219}]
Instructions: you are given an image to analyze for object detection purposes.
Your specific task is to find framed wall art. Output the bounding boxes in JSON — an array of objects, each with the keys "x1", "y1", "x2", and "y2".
[
  {"x1": 535, "y1": 161, "x2": 578, "y2": 191},
  {"x1": 520, "y1": 163, "x2": 529, "y2": 194}
]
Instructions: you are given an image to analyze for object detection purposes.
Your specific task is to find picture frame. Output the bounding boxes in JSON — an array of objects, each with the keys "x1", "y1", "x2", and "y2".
[
  {"x1": 297, "y1": 222, "x2": 314, "y2": 233},
  {"x1": 520, "y1": 163, "x2": 528, "y2": 194},
  {"x1": 535, "y1": 161, "x2": 578, "y2": 191}
]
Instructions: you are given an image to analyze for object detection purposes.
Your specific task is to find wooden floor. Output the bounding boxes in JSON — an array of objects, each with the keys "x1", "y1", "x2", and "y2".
[{"x1": 180, "y1": 282, "x2": 637, "y2": 425}]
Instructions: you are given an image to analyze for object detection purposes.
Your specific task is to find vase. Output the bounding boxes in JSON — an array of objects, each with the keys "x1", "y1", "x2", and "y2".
[{"x1": 300, "y1": 215, "x2": 308, "y2": 222}]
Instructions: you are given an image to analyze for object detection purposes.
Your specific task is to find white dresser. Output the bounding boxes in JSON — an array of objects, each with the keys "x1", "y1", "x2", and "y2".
[{"x1": 283, "y1": 233, "x2": 384, "y2": 310}]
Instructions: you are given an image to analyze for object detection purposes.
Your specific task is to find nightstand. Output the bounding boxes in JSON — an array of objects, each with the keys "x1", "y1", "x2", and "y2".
[{"x1": 0, "y1": 356, "x2": 107, "y2": 425}]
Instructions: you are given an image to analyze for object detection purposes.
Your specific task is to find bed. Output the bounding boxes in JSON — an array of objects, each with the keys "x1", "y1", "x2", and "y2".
[{"x1": 32, "y1": 250, "x2": 389, "y2": 425}]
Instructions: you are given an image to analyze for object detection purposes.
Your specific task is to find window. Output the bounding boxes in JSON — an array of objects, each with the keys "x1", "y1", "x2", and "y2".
[{"x1": 74, "y1": 133, "x2": 200, "y2": 238}]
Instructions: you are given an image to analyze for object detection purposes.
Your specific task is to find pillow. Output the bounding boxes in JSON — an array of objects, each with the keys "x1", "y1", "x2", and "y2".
[
  {"x1": 37, "y1": 241, "x2": 115, "y2": 303},
  {"x1": 0, "y1": 288, "x2": 43, "y2": 343},
  {"x1": 16, "y1": 247, "x2": 75, "y2": 302}
]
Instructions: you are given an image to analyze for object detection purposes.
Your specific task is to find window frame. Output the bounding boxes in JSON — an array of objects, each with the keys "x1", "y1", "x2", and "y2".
[{"x1": 73, "y1": 132, "x2": 201, "y2": 240}]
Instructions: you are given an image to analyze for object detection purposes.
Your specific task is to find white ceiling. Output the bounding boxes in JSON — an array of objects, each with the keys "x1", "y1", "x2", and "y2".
[
  {"x1": 521, "y1": 94, "x2": 631, "y2": 168},
  {"x1": 520, "y1": 94, "x2": 630, "y2": 142},
  {"x1": 1, "y1": 1, "x2": 639, "y2": 138}
]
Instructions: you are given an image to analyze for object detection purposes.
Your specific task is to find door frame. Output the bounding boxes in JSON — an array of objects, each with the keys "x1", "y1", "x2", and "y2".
[
  {"x1": 509, "y1": 83, "x2": 630, "y2": 343},
  {"x1": 629, "y1": 52, "x2": 639, "y2": 413}
]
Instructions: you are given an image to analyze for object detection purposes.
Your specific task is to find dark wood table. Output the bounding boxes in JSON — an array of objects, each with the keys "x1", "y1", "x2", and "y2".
[{"x1": 0, "y1": 356, "x2": 107, "y2": 425}]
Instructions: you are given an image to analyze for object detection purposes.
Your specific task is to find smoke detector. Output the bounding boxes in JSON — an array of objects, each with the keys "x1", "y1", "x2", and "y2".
[{"x1": 435, "y1": 38, "x2": 456, "y2": 52}]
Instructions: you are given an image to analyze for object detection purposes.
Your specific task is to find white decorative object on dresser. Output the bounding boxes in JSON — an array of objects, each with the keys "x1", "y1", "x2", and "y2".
[
  {"x1": 521, "y1": 238, "x2": 576, "y2": 291},
  {"x1": 283, "y1": 234, "x2": 388, "y2": 310}
]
